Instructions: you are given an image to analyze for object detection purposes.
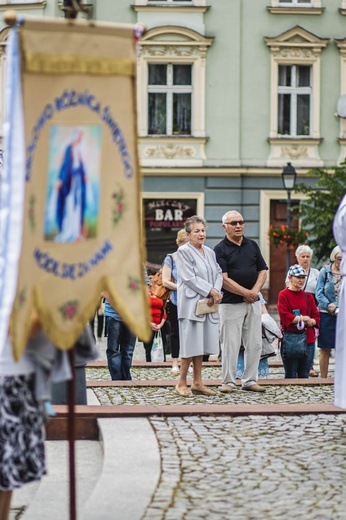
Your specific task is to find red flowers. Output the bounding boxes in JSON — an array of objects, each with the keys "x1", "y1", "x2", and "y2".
[{"x1": 268, "y1": 225, "x2": 309, "y2": 249}]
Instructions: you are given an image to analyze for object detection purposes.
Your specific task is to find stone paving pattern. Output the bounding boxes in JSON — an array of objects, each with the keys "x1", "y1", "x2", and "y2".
[
  {"x1": 91, "y1": 384, "x2": 334, "y2": 407},
  {"x1": 86, "y1": 365, "x2": 335, "y2": 382},
  {"x1": 142, "y1": 414, "x2": 346, "y2": 520},
  {"x1": 84, "y1": 354, "x2": 345, "y2": 520}
]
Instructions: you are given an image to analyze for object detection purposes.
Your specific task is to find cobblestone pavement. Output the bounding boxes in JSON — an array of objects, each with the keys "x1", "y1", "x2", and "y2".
[
  {"x1": 86, "y1": 363, "x2": 334, "y2": 382},
  {"x1": 88, "y1": 344, "x2": 342, "y2": 520},
  {"x1": 143, "y1": 414, "x2": 346, "y2": 520},
  {"x1": 92, "y1": 384, "x2": 334, "y2": 406}
]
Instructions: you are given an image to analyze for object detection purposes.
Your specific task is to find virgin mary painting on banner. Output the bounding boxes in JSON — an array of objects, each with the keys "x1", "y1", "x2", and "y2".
[{"x1": 45, "y1": 125, "x2": 101, "y2": 243}]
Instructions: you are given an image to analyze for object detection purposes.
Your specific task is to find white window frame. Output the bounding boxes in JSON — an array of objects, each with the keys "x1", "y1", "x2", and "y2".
[
  {"x1": 268, "y1": 0, "x2": 323, "y2": 13},
  {"x1": 265, "y1": 27, "x2": 328, "y2": 166},
  {"x1": 137, "y1": 26, "x2": 213, "y2": 139},
  {"x1": 148, "y1": 63, "x2": 193, "y2": 136},
  {"x1": 271, "y1": 0, "x2": 321, "y2": 6},
  {"x1": 278, "y1": 0, "x2": 312, "y2": 5},
  {"x1": 147, "y1": 0, "x2": 192, "y2": 3},
  {"x1": 265, "y1": 27, "x2": 328, "y2": 141},
  {"x1": 277, "y1": 65, "x2": 312, "y2": 137},
  {"x1": 335, "y1": 38, "x2": 346, "y2": 162}
]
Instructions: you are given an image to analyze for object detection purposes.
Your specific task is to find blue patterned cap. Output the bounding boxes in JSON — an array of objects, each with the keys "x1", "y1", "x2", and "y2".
[{"x1": 288, "y1": 264, "x2": 307, "y2": 277}]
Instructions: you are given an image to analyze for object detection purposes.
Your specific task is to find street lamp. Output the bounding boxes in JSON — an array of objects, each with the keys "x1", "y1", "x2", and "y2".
[{"x1": 281, "y1": 162, "x2": 297, "y2": 274}]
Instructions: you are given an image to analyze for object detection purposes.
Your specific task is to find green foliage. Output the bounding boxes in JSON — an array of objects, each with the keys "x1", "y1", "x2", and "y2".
[{"x1": 294, "y1": 162, "x2": 346, "y2": 263}]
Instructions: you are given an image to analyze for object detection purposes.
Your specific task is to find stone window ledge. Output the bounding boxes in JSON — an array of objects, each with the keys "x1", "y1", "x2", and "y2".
[{"x1": 267, "y1": 7, "x2": 324, "y2": 14}]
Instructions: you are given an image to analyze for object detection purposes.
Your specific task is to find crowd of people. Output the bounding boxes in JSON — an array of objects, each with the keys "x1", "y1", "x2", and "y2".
[{"x1": 97, "y1": 210, "x2": 341, "y2": 391}]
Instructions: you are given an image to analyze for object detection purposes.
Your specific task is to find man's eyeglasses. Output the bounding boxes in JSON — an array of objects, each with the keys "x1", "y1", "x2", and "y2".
[{"x1": 225, "y1": 220, "x2": 245, "y2": 226}]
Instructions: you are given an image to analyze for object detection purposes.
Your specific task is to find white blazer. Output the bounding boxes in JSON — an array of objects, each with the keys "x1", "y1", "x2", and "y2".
[{"x1": 176, "y1": 242, "x2": 223, "y2": 323}]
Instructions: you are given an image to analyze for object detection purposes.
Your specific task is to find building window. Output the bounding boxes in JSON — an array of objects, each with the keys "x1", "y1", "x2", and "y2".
[
  {"x1": 137, "y1": 26, "x2": 213, "y2": 167},
  {"x1": 148, "y1": 64, "x2": 192, "y2": 136},
  {"x1": 268, "y1": 0, "x2": 323, "y2": 13},
  {"x1": 265, "y1": 26, "x2": 328, "y2": 167},
  {"x1": 278, "y1": 0, "x2": 312, "y2": 4},
  {"x1": 278, "y1": 65, "x2": 311, "y2": 137},
  {"x1": 134, "y1": 0, "x2": 207, "y2": 8},
  {"x1": 148, "y1": 0, "x2": 192, "y2": 3}
]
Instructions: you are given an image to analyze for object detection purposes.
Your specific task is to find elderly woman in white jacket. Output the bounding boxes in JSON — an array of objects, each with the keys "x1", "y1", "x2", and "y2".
[{"x1": 175, "y1": 216, "x2": 223, "y2": 397}]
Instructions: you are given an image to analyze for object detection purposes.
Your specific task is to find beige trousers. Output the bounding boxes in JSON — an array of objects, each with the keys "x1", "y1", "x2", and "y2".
[{"x1": 220, "y1": 301, "x2": 262, "y2": 388}]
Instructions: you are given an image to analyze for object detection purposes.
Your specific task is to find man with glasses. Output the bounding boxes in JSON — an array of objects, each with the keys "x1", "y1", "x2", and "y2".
[{"x1": 214, "y1": 211, "x2": 268, "y2": 393}]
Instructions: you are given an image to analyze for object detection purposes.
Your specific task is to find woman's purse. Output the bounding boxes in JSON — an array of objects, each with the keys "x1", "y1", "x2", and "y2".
[
  {"x1": 282, "y1": 331, "x2": 308, "y2": 359},
  {"x1": 195, "y1": 298, "x2": 219, "y2": 316}
]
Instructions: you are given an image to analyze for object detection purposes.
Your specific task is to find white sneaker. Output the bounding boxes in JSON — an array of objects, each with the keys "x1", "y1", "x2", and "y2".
[
  {"x1": 171, "y1": 366, "x2": 179, "y2": 375},
  {"x1": 188, "y1": 366, "x2": 193, "y2": 373}
]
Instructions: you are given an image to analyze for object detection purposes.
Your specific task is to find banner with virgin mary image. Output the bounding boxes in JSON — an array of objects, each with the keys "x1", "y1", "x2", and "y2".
[{"x1": 4, "y1": 17, "x2": 151, "y2": 359}]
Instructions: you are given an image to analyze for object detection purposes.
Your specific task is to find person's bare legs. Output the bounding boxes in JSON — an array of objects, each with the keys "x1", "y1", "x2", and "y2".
[
  {"x1": 191, "y1": 355, "x2": 216, "y2": 395},
  {"x1": 192, "y1": 355, "x2": 204, "y2": 388},
  {"x1": 319, "y1": 348, "x2": 331, "y2": 378},
  {"x1": 0, "y1": 490, "x2": 13, "y2": 520},
  {"x1": 176, "y1": 357, "x2": 192, "y2": 393}
]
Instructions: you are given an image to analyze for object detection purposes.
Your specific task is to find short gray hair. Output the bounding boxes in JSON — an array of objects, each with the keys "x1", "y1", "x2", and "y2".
[
  {"x1": 222, "y1": 210, "x2": 242, "y2": 224},
  {"x1": 184, "y1": 215, "x2": 207, "y2": 234},
  {"x1": 330, "y1": 245, "x2": 342, "y2": 262},
  {"x1": 295, "y1": 245, "x2": 313, "y2": 258}
]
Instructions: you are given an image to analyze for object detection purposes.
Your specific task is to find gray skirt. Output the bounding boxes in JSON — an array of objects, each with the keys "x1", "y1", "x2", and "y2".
[
  {"x1": 0, "y1": 374, "x2": 46, "y2": 490},
  {"x1": 178, "y1": 318, "x2": 219, "y2": 358}
]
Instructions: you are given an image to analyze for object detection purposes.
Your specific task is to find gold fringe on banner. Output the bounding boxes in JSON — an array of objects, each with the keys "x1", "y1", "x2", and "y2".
[{"x1": 22, "y1": 53, "x2": 135, "y2": 76}]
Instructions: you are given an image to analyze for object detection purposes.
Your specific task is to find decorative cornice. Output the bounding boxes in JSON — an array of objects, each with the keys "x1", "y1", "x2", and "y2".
[
  {"x1": 335, "y1": 38, "x2": 346, "y2": 56},
  {"x1": 141, "y1": 166, "x2": 311, "y2": 177},
  {"x1": 141, "y1": 45, "x2": 203, "y2": 58},
  {"x1": 140, "y1": 25, "x2": 213, "y2": 46},
  {"x1": 269, "y1": 47, "x2": 322, "y2": 58},
  {"x1": 265, "y1": 25, "x2": 329, "y2": 49},
  {"x1": 140, "y1": 136, "x2": 207, "y2": 160},
  {"x1": 0, "y1": 1, "x2": 46, "y2": 10},
  {"x1": 267, "y1": 7, "x2": 324, "y2": 15}
]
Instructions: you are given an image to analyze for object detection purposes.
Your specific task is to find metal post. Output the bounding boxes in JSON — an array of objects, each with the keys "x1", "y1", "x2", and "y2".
[{"x1": 286, "y1": 190, "x2": 291, "y2": 275}]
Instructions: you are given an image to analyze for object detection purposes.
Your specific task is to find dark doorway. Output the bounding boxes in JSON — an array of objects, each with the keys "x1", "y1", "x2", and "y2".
[{"x1": 268, "y1": 199, "x2": 299, "y2": 305}]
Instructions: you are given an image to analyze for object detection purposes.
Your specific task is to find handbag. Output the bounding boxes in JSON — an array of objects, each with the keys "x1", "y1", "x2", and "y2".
[
  {"x1": 151, "y1": 255, "x2": 174, "y2": 302},
  {"x1": 195, "y1": 298, "x2": 219, "y2": 316},
  {"x1": 151, "y1": 330, "x2": 164, "y2": 362},
  {"x1": 282, "y1": 331, "x2": 308, "y2": 359}
]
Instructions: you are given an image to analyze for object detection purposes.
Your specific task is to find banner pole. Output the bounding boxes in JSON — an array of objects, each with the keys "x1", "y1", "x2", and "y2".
[{"x1": 67, "y1": 347, "x2": 77, "y2": 520}]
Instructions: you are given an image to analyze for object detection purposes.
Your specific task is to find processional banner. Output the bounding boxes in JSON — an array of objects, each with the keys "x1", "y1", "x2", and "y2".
[{"x1": 3, "y1": 17, "x2": 151, "y2": 359}]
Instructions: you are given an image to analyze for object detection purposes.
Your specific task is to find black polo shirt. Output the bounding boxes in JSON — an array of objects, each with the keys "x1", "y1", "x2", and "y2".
[{"x1": 214, "y1": 236, "x2": 268, "y2": 304}]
